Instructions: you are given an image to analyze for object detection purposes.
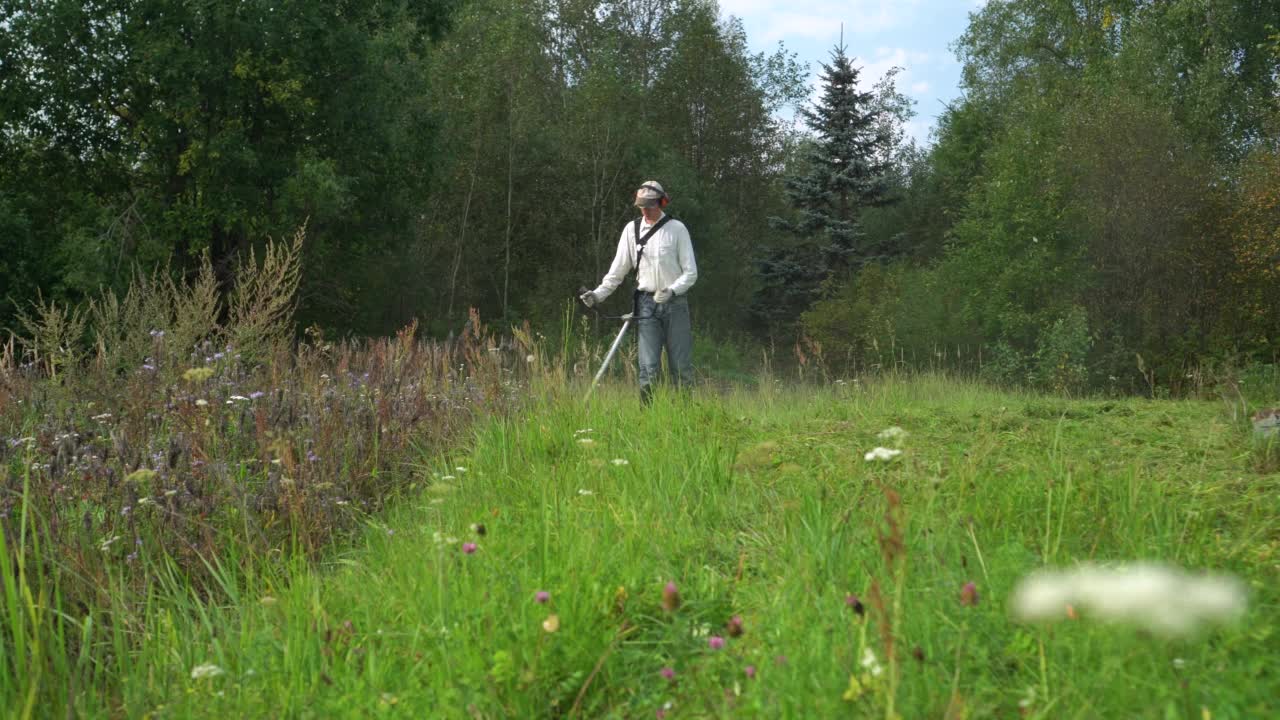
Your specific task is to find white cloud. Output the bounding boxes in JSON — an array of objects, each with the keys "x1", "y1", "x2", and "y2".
[
  {"x1": 911, "y1": 81, "x2": 931, "y2": 93},
  {"x1": 857, "y1": 47, "x2": 908, "y2": 86}
]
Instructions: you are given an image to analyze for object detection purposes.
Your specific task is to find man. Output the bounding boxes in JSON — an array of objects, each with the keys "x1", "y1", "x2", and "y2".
[{"x1": 580, "y1": 180, "x2": 698, "y2": 404}]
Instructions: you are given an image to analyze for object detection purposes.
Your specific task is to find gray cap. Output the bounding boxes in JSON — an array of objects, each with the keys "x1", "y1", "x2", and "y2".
[{"x1": 634, "y1": 180, "x2": 666, "y2": 208}]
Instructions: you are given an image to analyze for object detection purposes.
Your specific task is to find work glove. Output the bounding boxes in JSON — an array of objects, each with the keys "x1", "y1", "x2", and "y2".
[
  {"x1": 579, "y1": 290, "x2": 600, "y2": 308},
  {"x1": 654, "y1": 287, "x2": 673, "y2": 304}
]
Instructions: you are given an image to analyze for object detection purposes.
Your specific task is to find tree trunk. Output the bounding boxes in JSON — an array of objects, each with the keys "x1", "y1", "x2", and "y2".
[
  {"x1": 448, "y1": 145, "x2": 480, "y2": 322},
  {"x1": 502, "y1": 76, "x2": 517, "y2": 322}
]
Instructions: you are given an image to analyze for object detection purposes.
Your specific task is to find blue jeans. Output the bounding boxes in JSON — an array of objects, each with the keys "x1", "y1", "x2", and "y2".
[{"x1": 635, "y1": 292, "x2": 694, "y2": 397}]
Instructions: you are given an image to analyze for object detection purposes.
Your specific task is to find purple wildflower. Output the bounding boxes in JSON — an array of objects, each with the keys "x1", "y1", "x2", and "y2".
[
  {"x1": 744, "y1": 665, "x2": 757, "y2": 679},
  {"x1": 249, "y1": 391, "x2": 266, "y2": 400},
  {"x1": 726, "y1": 615, "x2": 744, "y2": 637},
  {"x1": 846, "y1": 593, "x2": 865, "y2": 616},
  {"x1": 307, "y1": 451, "x2": 320, "y2": 463},
  {"x1": 708, "y1": 636, "x2": 725, "y2": 650},
  {"x1": 661, "y1": 582, "x2": 681, "y2": 612},
  {"x1": 660, "y1": 666, "x2": 675, "y2": 681},
  {"x1": 462, "y1": 542, "x2": 478, "y2": 555},
  {"x1": 142, "y1": 364, "x2": 156, "y2": 372},
  {"x1": 535, "y1": 591, "x2": 550, "y2": 604},
  {"x1": 960, "y1": 581, "x2": 979, "y2": 607}
]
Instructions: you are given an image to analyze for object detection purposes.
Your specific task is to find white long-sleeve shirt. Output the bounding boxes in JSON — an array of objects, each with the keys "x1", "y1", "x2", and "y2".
[{"x1": 591, "y1": 213, "x2": 697, "y2": 300}]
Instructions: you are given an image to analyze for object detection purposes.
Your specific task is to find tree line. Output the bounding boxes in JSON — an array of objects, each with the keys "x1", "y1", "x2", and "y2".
[
  {"x1": 1, "y1": 0, "x2": 809, "y2": 338},
  {"x1": 3, "y1": 0, "x2": 1278, "y2": 393},
  {"x1": 803, "y1": 0, "x2": 1280, "y2": 393}
]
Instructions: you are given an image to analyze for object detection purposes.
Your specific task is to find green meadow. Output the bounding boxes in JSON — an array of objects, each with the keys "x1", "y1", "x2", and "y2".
[{"x1": 6, "y1": 365, "x2": 1275, "y2": 718}]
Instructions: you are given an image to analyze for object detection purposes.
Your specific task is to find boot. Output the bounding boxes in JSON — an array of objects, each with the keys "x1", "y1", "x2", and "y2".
[{"x1": 640, "y1": 384, "x2": 654, "y2": 407}]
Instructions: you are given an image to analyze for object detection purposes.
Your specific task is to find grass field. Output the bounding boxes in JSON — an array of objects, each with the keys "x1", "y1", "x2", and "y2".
[{"x1": 8, "y1": 374, "x2": 1273, "y2": 718}]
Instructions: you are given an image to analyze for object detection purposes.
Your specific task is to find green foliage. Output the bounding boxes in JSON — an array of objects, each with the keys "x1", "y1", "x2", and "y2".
[
  {"x1": 800, "y1": 264, "x2": 898, "y2": 371},
  {"x1": 14, "y1": 292, "x2": 88, "y2": 381},
  {"x1": 1031, "y1": 306, "x2": 1093, "y2": 395},
  {"x1": 6, "y1": 0, "x2": 1280, "y2": 391},
  {"x1": 807, "y1": 0, "x2": 1280, "y2": 394},
  {"x1": 407, "y1": 0, "x2": 806, "y2": 337},
  {"x1": 756, "y1": 42, "x2": 909, "y2": 340},
  {"x1": 226, "y1": 226, "x2": 306, "y2": 363},
  {"x1": 1, "y1": 0, "x2": 456, "y2": 333}
]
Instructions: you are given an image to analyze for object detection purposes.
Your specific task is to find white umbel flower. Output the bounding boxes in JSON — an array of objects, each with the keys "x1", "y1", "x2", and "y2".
[
  {"x1": 190, "y1": 663, "x2": 224, "y2": 679},
  {"x1": 1010, "y1": 563, "x2": 1246, "y2": 636},
  {"x1": 877, "y1": 426, "x2": 908, "y2": 441},
  {"x1": 864, "y1": 447, "x2": 902, "y2": 461},
  {"x1": 860, "y1": 648, "x2": 883, "y2": 677}
]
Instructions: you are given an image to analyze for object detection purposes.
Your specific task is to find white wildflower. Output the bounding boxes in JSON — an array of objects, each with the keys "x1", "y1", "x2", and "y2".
[
  {"x1": 195, "y1": 399, "x2": 209, "y2": 407},
  {"x1": 578, "y1": 489, "x2": 594, "y2": 496},
  {"x1": 190, "y1": 663, "x2": 224, "y2": 680},
  {"x1": 441, "y1": 475, "x2": 456, "y2": 481},
  {"x1": 1010, "y1": 563, "x2": 1247, "y2": 636},
  {"x1": 864, "y1": 447, "x2": 902, "y2": 462},
  {"x1": 574, "y1": 428, "x2": 593, "y2": 436},
  {"x1": 91, "y1": 413, "x2": 112, "y2": 421},
  {"x1": 526, "y1": 354, "x2": 536, "y2": 363},
  {"x1": 455, "y1": 466, "x2": 467, "y2": 473},
  {"x1": 860, "y1": 648, "x2": 883, "y2": 677},
  {"x1": 1018, "y1": 686, "x2": 1037, "y2": 710},
  {"x1": 877, "y1": 426, "x2": 908, "y2": 441},
  {"x1": 611, "y1": 458, "x2": 629, "y2": 466},
  {"x1": 229, "y1": 395, "x2": 250, "y2": 402},
  {"x1": 577, "y1": 438, "x2": 595, "y2": 446}
]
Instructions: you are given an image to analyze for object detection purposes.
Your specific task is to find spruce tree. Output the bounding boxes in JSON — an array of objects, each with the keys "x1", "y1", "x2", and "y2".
[
  {"x1": 788, "y1": 42, "x2": 893, "y2": 270},
  {"x1": 754, "y1": 42, "x2": 895, "y2": 337}
]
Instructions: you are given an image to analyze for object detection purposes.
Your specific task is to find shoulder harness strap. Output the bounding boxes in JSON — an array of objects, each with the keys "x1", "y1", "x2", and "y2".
[{"x1": 631, "y1": 215, "x2": 673, "y2": 279}]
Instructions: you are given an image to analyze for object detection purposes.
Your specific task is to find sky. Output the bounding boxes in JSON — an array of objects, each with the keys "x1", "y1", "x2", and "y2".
[{"x1": 717, "y1": 0, "x2": 987, "y2": 146}]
